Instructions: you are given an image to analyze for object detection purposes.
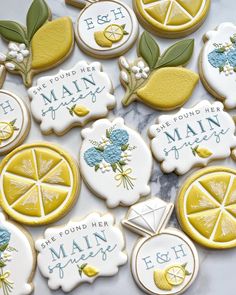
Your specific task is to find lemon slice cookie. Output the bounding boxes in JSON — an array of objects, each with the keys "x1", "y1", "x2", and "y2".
[
  {"x1": 119, "y1": 31, "x2": 198, "y2": 110},
  {"x1": 0, "y1": 143, "x2": 80, "y2": 226},
  {"x1": 134, "y1": 0, "x2": 210, "y2": 38},
  {"x1": 177, "y1": 166, "x2": 236, "y2": 249},
  {"x1": 0, "y1": 0, "x2": 74, "y2": 87},
  {"x1": 66, "y1": 0, "x2": 139, "y2": 58},
  {"x1": 0, "y1": 90, "x2": 31, "y2": 156}
]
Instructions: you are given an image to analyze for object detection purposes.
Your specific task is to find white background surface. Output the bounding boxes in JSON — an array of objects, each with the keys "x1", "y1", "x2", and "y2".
[{"x1": 0, "y1": 0, "x2": 236, "y2": 294}]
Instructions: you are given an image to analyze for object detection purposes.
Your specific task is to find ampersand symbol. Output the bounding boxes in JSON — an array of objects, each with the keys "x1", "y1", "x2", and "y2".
[
  {"x1": 97, "y1": 14, "x2": 111, "y2": 25},
  {"x1": 156, "y1": 252, "x2": 171, "y2": 264}
]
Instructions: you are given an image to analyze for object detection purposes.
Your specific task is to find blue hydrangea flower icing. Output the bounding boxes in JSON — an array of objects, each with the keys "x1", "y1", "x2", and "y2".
[
  {"x1": 208, "y1": 49, "x2": 227, "y2": 68},
  {"x1": 103, "y1": 144, "x2": 121, "y2": 164},
  {"x1": 110, "y1": 129, "x2": 129, "y2": 146},
  {"x1": 84, "y1": 147, "x2": 103, "y2": 167},
  {"x1": 227, "y1": 49, "x2": 236, "y2": 67},
  {"x1": 0, "y1": 228, "x2": 10, "y2": 250}
]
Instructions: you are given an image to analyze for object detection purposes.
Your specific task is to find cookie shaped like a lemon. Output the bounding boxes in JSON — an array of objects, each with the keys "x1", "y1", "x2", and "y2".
[
  {"x1": 177, "y1": 167, "x2": 236, "y2": 249},
  {"x1": 134, "y1": 0, "x2": 210, "y2": 37},
  {"x1": 0, "y1": 143, "x2": 80, "y2": 225},
  {"x1": 137, "y1": 67, "x2": 199, "y2": 110},
  {"x1": 31, "y1": 17, "x2": 74, "y2": 69}
]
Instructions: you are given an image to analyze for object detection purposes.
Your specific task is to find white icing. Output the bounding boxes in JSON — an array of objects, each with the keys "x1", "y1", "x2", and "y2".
[
  {"x1": 80, "y1": 118, "x2": 152, "y2": 208},
  {"x1": 149, "y1": 100, "x2": 236, "y2": 175},
  {"x1": 0, "y1": 213, "x2": 35, "y2": 295},
  {"x1": 35, "y1": 212, "x2": 127, "y2": 292},
  {"x1": 0, "y1": 90, "x2": 30, "y2": 155},
  {"x1": 76, "y1": 0, "x2": 139, "y2": 58},
  {"x1": 28, "y1": 61, "x2": 115, "y2": 135},
  {"x1": 201, "y1": 22, "x2": 236, "y2": 109}
]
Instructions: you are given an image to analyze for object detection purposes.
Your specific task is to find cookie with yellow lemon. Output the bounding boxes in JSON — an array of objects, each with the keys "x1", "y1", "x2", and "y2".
[
  {"x1": 123, "y1": 197, "x2": 199, "y2": 295},
  {"x1": 134, "y1": 0, "x2": 210, "y2": 38},
  {"x1": 35, "y1": 212, "x2": 127, "y2": 292},
  {"x1": 0, "y1": 0, "x2": 74, "y2": 87},
  {"x1": 177, "y1": 166, "x2": 236, "y2": 249},
  {"x1": 119, "y1": 31, "x2": 199, "y2": 110},
  {"x1": 0, "y1": 142, "x2": 80, "y2": 226}
]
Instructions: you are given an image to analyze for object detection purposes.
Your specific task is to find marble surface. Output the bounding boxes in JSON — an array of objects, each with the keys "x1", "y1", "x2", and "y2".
[{"x1": 0, "y1": 0, "x2": 236, "y2": 294}]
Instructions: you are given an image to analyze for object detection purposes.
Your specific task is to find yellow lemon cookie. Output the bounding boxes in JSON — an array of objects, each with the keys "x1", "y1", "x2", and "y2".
[
  {"x1": 134, "y1": 0, "x2": 211, "y2": 38},
  {"x1": 119, "y1": 31, "x2": 198, "y2": 110},
  {"x1": 0, "y1": 143, "x2": 80, "y2": 226},
  {"x1": 0, "y1": 0, "x2": 74, "y2": 87},
  {"x1": 177, "y1": 166, "x2": 236, "y2": 249}
]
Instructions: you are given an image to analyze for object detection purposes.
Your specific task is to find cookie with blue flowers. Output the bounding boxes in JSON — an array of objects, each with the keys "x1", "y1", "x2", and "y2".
[{"x1": 199, "y1": 23, "x2": 236, "y2": 109}]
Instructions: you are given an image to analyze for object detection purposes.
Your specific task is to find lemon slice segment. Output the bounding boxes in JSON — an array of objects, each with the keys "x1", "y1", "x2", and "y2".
[
  {"x1": 166, "y1": 2, "x2": 191, "y2": 26},
  {"x1": 0, "y1": 143, "x2": 80, "y2": 225},
  {"x1": 0, "y1": 122, "x2": 14, "y2": 141},
  {"x1": 177, "y1": 167, "x2": 236, "y2": 248},
  {"x1": 146, "y1": 1, "x2": 171, "y2": 24},
  {"x1": 104, "y1": 24, "x2": 124, "y2": 43},
  {"x1": 176, "y1": 0, "x2": 202, "y2": 17},
  {"x1": 165, "y1": 265, "x2": 185, "y2": 286}
]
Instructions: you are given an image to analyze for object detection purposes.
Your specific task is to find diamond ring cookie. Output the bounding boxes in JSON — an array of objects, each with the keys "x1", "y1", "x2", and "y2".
[
  {"x1": 119, "y1": 31, "x2": 199, "y2": 110},
  {"x1": 148, "y1": 100, "x2": 236, "y2": 175},
  {"x1": 65, "y1": 0, "x2": 139, "y2": 59},
  {"x1": 177, "y1": 166, "x2": 236, "y2": 249},
  {"x1": 35, "y1": 212, "x2": 127, "y2": 292},
  {"x1": 0, "y1": 90, "x2": 31, "y2": 156},
  {"x1": 134, "y1": 0, "x2": 210, "y2": 38},
  {"x1": 80, "y1": 118, "x2": 152, "y2": 208},
  {"x1": 0, "y1": 143, "x2": 80, "y2": 226},
  {"x1": 28, "y1": 61, "x2": 115, "y2": 135},
  {"x1": 123, "y1": 198, "x2": 199, "y2": 295},
  {"x1": 0, "y1": 0, "x2": 74, "y2": 87},
  {"x1": 0, "y1": 212, "x2": 36, "y2": 295},
  {"x1": 199, "y1": 23, "x2": 236, "y2": 109}
]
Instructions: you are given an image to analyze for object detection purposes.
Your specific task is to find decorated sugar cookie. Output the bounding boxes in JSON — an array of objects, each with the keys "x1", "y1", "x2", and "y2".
[
  {"x1": 199, "y1": 23, "x2": 236, "y2": 109},
  {"x1": 0, "y1": 143, "x2": 80, "y2": 226},
  {"x1": 0, "y1": 90, "x2": 31, "y2": 156},
  {"x1": 0, "y1": 212, "x2": 36, "y2": 295},
  {"x1": 133, "y1": 0, "x2": 210, "y2": 38},
  {"x1": 119, "y1": 31, "x2": 199, "y2": 110},
  {"x1": 36, "y1": 212, "x2": 127, "y2": 292},
  {"x1": 80, "y1": 118, "x2": 152, "y2": 208},
  {"x1": 66, "y1": 0, "x2": 139, "y2": 59},
  {"x1": 149, "y1": 100, "x2": 236, "y2": 175},
  {"x1": 123, "y1": 198, "x2": 199, "y2": 295},
  {"x1": 177, "y1": 166, "x2": 236, "y2": 249},
  {"x1": 0, "y1": 0, "x2": 74, "y2": 87},
  {"x1": 28, "y1": 61, "x2": 115, "y2": 135}
]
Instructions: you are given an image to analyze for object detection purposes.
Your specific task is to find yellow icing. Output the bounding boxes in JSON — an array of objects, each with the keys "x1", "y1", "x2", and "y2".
[
  {"x1": 136, "y1": 0, "x2": 210, "y2": 36},
  {"x1": 31, "y1": 17, "x2": 73, "y2": 70},
  {"x1": 0, "y1": 122, "x2": 14, "y2": 140},
  {"x1": 137, "y1": 67, "x2": 199, "y2": 110},
  {"x1": 177, "y1": 167, "x2": 236, "y2": 249},
  {"x1": 153, "y1": 269, "x2": 173, "y2": 291},
  {"x1": 0, "y1": 143, "x2": 80, "y2": 225},
  {"x1": 94, "y1": 31, "x2": 112, "y2": 48}
]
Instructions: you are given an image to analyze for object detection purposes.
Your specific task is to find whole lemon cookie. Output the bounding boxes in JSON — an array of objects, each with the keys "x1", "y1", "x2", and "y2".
[
  {"x1": 119, "y1": 31, "x2": 198, "y2": 110},
  {"x1": 134, "y1": 0, "x2": 210, "y2": 38},
  {"x1": 0, "y1": 0, "x2": 74, "y2": 87},
  {"x1": 0, "y1": 143, "x2": 80, "y2": 226},
  {"x1": 177, "y1": 166, "x2": 236, "y2": 249}
]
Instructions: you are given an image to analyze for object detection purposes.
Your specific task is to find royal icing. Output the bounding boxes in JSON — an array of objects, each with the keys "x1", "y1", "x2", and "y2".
[
  {"x1": 28, "y1": 60, "x2": 115, "y2": 135},
  {"x1": 177, "y1": 166, "x2": 236, "y2": 249},
  {"x1": 66, "y1": 0, "x2": 139, "y2": 58},
  {"x1": 0, "y1": 0, "x2": 74, "y2": 87},
  {"x1": 0, "y1": 143, "x2": 80, "y2": 225},
  {"x1": 123, "y1": 198, "x2": 199, "y2": 295},
  {"x1": 149, "y1": 100, "x2": 236, "y2": 175},
  {"x1": 0, "y1": 90, "x2": 30, "y2": 155},
  {"x1": 119, "y1": 32, "x2": 198, "y2": 110},
  {"x1": 35, "y1": 212, "x2": 127, "y2": 292},
  {"x1": 80, "y1": 118, "x2": 152, "y2": 208},
  {"x1": 134, "y1": 0, "x2": 210, "y2": 37},
  {"x1": 200, "y1": 23, "x2": 236, "y2": 109},
  {"x1": 0, "y1": 212, "x2": 35, "y2": 295}
]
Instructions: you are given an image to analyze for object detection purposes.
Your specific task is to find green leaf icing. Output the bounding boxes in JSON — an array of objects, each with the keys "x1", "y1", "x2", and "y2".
[
  {"x1": 27, "y1": 0, "x2": 49, "y2": 41},
  {"x1": 138, "y1": 31, "x2": 160, "y2": 69},
  {"x1": 156, "y1": 39, "x2": 194, "y2": 68},
  {"x1": 0, "y1": 21, "x2": 27, "y2": 43}
]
